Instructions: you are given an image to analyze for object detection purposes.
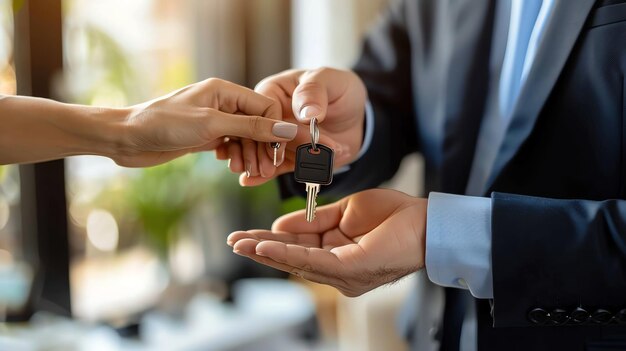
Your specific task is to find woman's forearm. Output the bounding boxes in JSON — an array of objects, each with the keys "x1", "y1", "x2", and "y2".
[
  {"x1": 0, "y1": 79, "x2": 299, "y2": 168},
  {"x1": 0, "y1": 95, "x2": 129, "y2": 164}
]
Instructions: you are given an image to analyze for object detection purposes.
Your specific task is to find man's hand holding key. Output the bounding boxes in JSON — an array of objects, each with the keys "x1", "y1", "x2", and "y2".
[{"x1": 215, "y1": 67, "x2": 366, "y2": 187}]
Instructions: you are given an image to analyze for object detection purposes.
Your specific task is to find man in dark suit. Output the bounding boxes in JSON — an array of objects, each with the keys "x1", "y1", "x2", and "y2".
[{"x1": 226, "y1": 0, "x2": 626, "y2": 349}]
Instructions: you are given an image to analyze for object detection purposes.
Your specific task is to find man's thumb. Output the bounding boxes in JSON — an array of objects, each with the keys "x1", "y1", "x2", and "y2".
[{"x1": 292, "y1": 77, "x2": 329, "y2": 123}]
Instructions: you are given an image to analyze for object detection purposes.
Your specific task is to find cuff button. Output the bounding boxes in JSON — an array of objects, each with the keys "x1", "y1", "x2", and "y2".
[
  {"x1": 590, "y1": 309, "x2": 612, "y2": 324},
  {"x1": 528, "y1": 308, "x2": 549, "y2": 325},
  {"x1": 550, "y1": 308, "x2": 568, "y2": 325},
  {"x1": 570, "y1": 307, "x2": 590, "y2": 324}
]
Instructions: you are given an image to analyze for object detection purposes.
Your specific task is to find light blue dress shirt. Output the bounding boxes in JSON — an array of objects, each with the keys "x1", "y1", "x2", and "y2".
[{"x1": 426, "y1": 0, "x2": 555, "y2": 298}]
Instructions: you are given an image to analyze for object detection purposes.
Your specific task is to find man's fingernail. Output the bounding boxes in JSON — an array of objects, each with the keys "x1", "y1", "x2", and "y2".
[
  {"x1": 233, "y1": 249, "x2": 243, "y2": 256},
  {"x1": 256, "y1": 249, "x2": 267, "y2": 257},
  {"x1": 333, "y1": 144, "x2": 343, "y2": 155},
  {"x1": 299, "y1": 105, "x2": 322, "y2": 120},
  {"x1": 272, "y1": 122, "x2": 298, "y2": 139},
  {"x1": 245, "y1": 162, "x2": 251, "y2": 178}
]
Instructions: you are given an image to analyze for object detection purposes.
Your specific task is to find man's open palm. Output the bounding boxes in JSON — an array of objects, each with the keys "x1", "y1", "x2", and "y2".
[{"x1": 227, "y1": 189, "x2": 427, "y2": 296}]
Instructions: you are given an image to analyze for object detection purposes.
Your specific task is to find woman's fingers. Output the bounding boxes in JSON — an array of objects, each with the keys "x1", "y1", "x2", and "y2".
[
  {"x1": 202, "y1": 78, "x2": 281, "y2": 118},
  {"x1": 257, "y1": 142, "x2": 276, "y2": 178},
  {"x1": 226, "y1": 141, "x2": 244, "y2": 173},
  {"x1": 204, "y1": 109, "x2": 297, "y2": 143},
  {"x1": 240, "y1": 138, "x2": 258, "y2": 177},
  {"x1": 215, "y1": 143, "x2": 229, "y2": 160},
  {"x1": 238, "y1": 160, "x2": 294, "y2": 186}
]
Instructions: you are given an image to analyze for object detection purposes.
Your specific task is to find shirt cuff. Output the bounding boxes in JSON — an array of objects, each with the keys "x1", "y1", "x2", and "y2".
[
  {"x1": 425, "y1": 192, "x2": 494, "y2": 298},
  {"x1": 333, "y1": 100, "x2": 374, "y2": 174}
]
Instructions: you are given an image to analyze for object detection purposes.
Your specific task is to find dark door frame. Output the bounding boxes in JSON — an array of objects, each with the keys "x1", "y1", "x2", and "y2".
[{"x1": 12, "y1": 0, "x2": 71, "y2": 320}]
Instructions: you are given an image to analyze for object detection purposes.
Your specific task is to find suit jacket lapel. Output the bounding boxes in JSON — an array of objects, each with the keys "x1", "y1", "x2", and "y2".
[
  {"x1": 439, "y1": 0, "x2": 497, "y2": 194},
  {"x1": 483, "y1": 0, "x2": 596, "y2": 193}
]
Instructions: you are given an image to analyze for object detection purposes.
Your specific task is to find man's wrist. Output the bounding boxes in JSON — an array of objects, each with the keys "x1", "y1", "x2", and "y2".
[{"x1": 410, "y1": 196, "x2": 428, "y2": 270}]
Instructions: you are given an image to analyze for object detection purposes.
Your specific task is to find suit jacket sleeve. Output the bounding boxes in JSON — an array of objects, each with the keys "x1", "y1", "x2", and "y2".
[
  {"x1": 279, "y1": 0, "x2": 419, "y2": 198},
  {"x1": 491, "y1": 192, "x2": 626, "y2": 327}
]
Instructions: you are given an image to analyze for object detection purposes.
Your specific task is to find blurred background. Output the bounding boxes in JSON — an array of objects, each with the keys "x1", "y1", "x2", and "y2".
[{"x1": 0, "y1": 0, "x2": 424, "y2": 350}]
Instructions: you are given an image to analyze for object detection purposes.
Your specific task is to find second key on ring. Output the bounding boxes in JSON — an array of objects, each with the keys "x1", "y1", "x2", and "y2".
[{"x1": 270, "y1": 142, "x2": 280, "y2": 167}]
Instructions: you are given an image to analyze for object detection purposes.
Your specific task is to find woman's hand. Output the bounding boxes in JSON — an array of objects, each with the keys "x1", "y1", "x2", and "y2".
[{"x1": 116, "y1": 78, "x2": 298, "y2": 167}]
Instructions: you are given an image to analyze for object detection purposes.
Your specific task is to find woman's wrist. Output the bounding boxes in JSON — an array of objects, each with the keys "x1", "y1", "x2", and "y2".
[
  {"x1": 57, "y1": 102, "x2": 131, "y2": 160},
  {"x1": 0, "y1": 96, "x2": 129, "y2": 164}
]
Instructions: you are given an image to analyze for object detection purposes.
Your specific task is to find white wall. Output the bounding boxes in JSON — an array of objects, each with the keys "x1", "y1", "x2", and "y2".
[{"x1": 291, "y1": 0, "x2": 389, "y2": 69}]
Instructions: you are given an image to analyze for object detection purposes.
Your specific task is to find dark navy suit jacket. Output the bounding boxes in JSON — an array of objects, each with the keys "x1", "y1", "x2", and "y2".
[{"x1": 281, "y1": 0, "x2": 626, "y2": 349}]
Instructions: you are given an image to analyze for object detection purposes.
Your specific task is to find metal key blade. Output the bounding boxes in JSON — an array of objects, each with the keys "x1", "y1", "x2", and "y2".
[
  {"x1": 305, "y1": 182, "x2": 320, "y2": 222},
  {"x1": 273, "y1": 147, "x2": 278, "y2": 166},
  {"x1": 270, "y1": 142, "x2": 280, "y2": 167}
]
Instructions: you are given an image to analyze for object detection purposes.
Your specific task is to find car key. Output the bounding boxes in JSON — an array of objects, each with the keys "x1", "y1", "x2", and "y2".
[
  {"x1": 294, "y1": 118, "x2": 334, "y2": 222},
  {"x1": 294, "y1": 144, "x2": 334, "y2": 221}
]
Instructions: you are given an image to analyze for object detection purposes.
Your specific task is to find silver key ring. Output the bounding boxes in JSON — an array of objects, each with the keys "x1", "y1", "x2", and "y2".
[{"x1": 310, "y1": 117, "x2": 319, "y2": 151}]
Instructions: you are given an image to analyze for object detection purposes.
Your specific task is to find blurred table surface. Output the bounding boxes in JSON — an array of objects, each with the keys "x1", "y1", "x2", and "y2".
[{"x1": 0, "y1": 278, "x2": 323, "y2": 351}]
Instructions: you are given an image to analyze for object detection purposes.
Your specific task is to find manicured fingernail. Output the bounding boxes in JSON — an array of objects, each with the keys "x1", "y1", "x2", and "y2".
[
  {"x1": 299, "y1": 105, "x2": 322, "y2": 120},
  {"x1": 245, "y1": 162, "x2": 251, "y2": 178},
  {"x1": 255, "y1": 249, "x2": 267, "y2": 257},
  {"x1": 272, "y1": 122, "x2": 298, "y2": 139},
  {"x1": 233, "y1": 249, "x2": 243, "y2": 256},
  {"x1": 238, "y1": 173, "x2": 249, "y2": 187}
]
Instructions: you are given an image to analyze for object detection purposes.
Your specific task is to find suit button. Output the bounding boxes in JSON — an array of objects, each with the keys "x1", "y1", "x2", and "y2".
[
  {"x1": 550, "y1": 308, "x2": 568, "y2": 325},
  {"x1": 590, "y1": 309, "x2": 612, "y2": 324},
  {"x1": 570, "y1": 307, "x2": 590, "y2": 324},
  {"x1": 616, "y1": 309, "x2": 626, "y2": 324},
  {"x1": 528, "y1": 308, "x2": 549, "y2": 324}
]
